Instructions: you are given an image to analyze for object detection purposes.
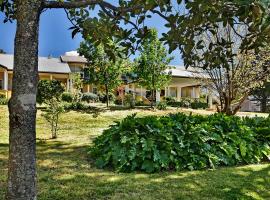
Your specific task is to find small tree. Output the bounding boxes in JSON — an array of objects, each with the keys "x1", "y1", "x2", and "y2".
[
  {"x1": 37, "y1": 80, "x2": 65, "y2": 139},
  {"x1": 42, "y1": 98, "x2": 64, "y2": 139},
  {"x1": 0, "y1": 49, "x2": 6, "y2": 54},
  {"x1": 78, "y1": 39, "x2": 127, "y2": 107},
  {"x1": 135, "y1": 29, "x2": 173, "y2": 107},
  {"x1": 70, "y1": 73, "x2": 83, "y2": 102}
]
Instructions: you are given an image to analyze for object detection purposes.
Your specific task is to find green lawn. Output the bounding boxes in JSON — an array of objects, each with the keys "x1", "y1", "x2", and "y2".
[{"x1": 0, "y1": 105, "x2": 269, "y2": 200}]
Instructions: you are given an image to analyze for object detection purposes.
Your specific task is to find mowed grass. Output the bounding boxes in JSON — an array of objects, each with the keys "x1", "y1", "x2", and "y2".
[{"x1": 0, "y1": 105, "x2": 269, "y2": 200}]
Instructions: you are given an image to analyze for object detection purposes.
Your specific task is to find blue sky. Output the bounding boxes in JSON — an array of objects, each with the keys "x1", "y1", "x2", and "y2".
[{"x1": 0, "y1": 9, "x2": 183, "y2": 65}]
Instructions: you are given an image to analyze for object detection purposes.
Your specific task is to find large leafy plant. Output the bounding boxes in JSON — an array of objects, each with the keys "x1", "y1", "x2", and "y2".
[{"x1": 90, "y1": 113, "x2": 270, "y2": 173}]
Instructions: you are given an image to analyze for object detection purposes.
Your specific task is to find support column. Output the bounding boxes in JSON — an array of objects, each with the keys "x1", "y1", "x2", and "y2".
[
  {"x1": 177, "y1": 86, "x2": 182, "y2": 101},
  {"x1": 66, "y1": 79, "x2": 70, "y2": 92},
  {"x1": 70, "y1": 78, "x2": 73, "y2": 93},
  {"x1": 168, "y1": 87, "x2": 171, "y2": 97},
  {"x1": 208, "y1": 90, "x2": 213, "y2": 109},
  {"x1": 165, "y1": 87, "x2": 167, "y2": 97},
  {"x1": 87, "y1": 84, "x2": 90, "y2": 93},
  {"x1": 192, "y1": 87, "x2": 196, "y2": 99},
  {"x1": 50, "y1": 74, "x2": 53, "y2": 81},
  {"x1": 140, "y1": 86, "x2": 143, "y2": 97},
  {"x1": 156, "y1": 90, "x2": 160, "y2": 102},
  {"x1": 3, "y1": 70, "x2": 8, "y2": 90}
]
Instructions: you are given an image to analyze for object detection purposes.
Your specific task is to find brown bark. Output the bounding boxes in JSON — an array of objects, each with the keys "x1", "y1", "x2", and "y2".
[
  {"x1": 6, "y1": 1, "x2": 42, "y2": 199},
  {"x1": 232, "y1": 94, "x2": 249, "y2": 115},
  {"x1": 105, "y1": 83, "x2": 109, "y2": 107}
]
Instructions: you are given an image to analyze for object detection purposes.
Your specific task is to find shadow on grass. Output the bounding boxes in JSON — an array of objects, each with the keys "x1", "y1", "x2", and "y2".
[{"x1": 1, "y1": 141, "x2": 270, "y2": 200}]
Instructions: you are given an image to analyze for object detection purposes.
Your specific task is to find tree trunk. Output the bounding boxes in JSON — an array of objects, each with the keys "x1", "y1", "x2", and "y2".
[
  {"x1": 261, "y1": 94, "x2": 267, "y2": 113},
  {"x1": 105, "y1": 84, "x2": 109, "y2": 107},
  {"x1": 150, "y1": 90, "x2": 154, "y2": 108},
  {"x1": 7, "y1": 1, "x2": 42, "y2": 199}
]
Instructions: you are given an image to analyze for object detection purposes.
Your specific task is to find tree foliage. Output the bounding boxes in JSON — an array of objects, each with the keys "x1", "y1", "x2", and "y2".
[
  {"x1": 37, "y1": 80, "x2": 64, "y2": 104},
  {"x1": 78, "y1": 38, "x2": 128, "y2": 107},
  {"x1": 135, "y1": 29, "x2": 173, "y2": 105},
  {"x1": 1, "y1": 0, "x2": 270, "y2": 198},
  {"x1": 90, "y1": 113, "x2": 270, "y2": 173}
]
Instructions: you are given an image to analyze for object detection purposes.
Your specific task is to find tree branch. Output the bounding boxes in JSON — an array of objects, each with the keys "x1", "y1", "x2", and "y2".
[
  {"x1": 43, "y1": 0, "x2": 101, "y2": 9},
  {"x1": 43, "y1": 0, "x2": 143, "y2": 13}
]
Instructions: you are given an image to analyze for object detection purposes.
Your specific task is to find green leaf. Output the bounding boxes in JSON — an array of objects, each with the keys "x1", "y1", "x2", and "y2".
[{"x1": 240, "y1": 142, "x2": 247, "y2": 157}]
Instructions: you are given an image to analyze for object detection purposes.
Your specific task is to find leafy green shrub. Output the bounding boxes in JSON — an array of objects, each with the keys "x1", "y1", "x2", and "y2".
[
  {"x1": 90, "y1": 113, "x2": 270, "y2": 173},
  {"x1": 63, "y1": 102, "x2": 89, "y2": 111},
  {"x1": 164, "y1": 96, "x2": 176, "y2": 103},
  {"x1": 166, "y1": 98, "x2": 207, "y2": 109},
  {"x1": 0, "y1": 94, "x2": 6, "y2": 99},
  {"x1": 82, "y1": 92, "x2": 99, "y2": 103},
  {"x1": 156, "y1": 101, "x2": 167, "y2": 110},
  {"x1": 114, "y1": 96, "x2": 123, "y2": 105},
  {"x1": 62, "y1": 92, "x2": 73, "y2": 102},
  {"x1": 190, "y1": 100, "x2": 208, "y2": 109},
  {"x1": 124, "y1": 94, "x2": 135, "y2": 108},
  {"x1": 0, "y1": 97, "x2": 8, "y2": 105},
  {"x1": 98, "y1": 92, "x2": 115, "y2": 103}
]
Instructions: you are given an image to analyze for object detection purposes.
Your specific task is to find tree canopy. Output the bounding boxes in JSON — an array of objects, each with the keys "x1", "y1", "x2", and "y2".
[
  {"x1": 135, "y1": 29, "x2": 173, "y2": 105},
  {"x1": 1, "y1": 0, "x2": 270, "y2": 199},
  {"x1": 78, "y1": 38, "x2": 128, "y2": 107}
]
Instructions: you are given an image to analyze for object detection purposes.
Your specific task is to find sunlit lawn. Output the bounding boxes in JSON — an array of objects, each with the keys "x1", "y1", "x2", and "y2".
[{"x1": 0, "y1": 105, "x2": 269, "y2": 200}]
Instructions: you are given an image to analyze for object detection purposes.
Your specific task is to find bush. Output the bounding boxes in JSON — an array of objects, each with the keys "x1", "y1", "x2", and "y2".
[
  {"x1": 98, "y1": 92, "x2": 115, "y2": 103},
  {"x1": 164, "y1": 96, "x2": 176, "y2": 103},
  {"x1": 190, "y1": 100, "x2": 208, "y2": 109},
  {"x1": 82, "y1": 92, "x2": 99, "y2": 103},
  {"x1": 90, "y1": 113, "x2": 270, "y2": 173},
  {"x1": 0, "y1": 97, "x2": 8, "y2": 105},
  {"x1": 156, "y1": 101, "x2": 167, "y2": 110},
  {"x1": 166, "y1": 98, "x2": 207, "y2": 109},
  {"x1": 0, "y1": 94, "x2": 6, "y2": 99},
  {"x1": 124, "y1": 94, "x2": 135, "y2": 108},
  {"x1": 114, "y1": 96, "x2": 124, "y2": 105},
  {"x1": 63, "y1": 102, "x2": 89, "y2": 111},
  {"x1": 62, "y1": 92, "x2": 73, "y2": 102}
]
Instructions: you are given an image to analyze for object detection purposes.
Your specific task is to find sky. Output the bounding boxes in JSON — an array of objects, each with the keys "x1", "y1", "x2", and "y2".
[{"x1": 0, "y1": 9, "x2": 184, "y2": 66}]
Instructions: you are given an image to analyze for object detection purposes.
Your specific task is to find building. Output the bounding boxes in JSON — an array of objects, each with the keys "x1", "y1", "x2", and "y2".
[{"x1": 0, "y1": 53, "x2": 202, "y2": 102}]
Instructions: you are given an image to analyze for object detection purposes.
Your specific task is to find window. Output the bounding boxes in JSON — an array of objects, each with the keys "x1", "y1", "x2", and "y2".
[{"x1": 70, "y1": 65, "x2": 83, "y2": 73}]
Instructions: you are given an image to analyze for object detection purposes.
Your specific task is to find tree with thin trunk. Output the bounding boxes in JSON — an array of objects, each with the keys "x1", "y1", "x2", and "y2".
[
  {"x1": 135, "y1": 29, "x2": 173, "y2": 107},
  {"x1": 0, "y1": 0, "x2": 268, "y2": 199},
  {"x1": 78, "y1": 41, "x2": 127, "y2": 107}
]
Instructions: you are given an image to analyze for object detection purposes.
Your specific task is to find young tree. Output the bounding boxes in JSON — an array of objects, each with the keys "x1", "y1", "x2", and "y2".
[
  {"x1": 0, "y1": 0, "x2": 268, "y2": 199},
  {"x1": 70, "y1": 73, "x2": 83, "y2": 102},
  {"x1": 37, "y1": 80, "x2": 65, "y2": 139},
  {"x1": 135, "y1": 29, "x2": 173, "y2": 107},
  {"x1": 78, "y1": 40, "x2": 127, "y2": 107},
  {"x1": 42, "y1": 98, "x2": 64, "y2": 139}
]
